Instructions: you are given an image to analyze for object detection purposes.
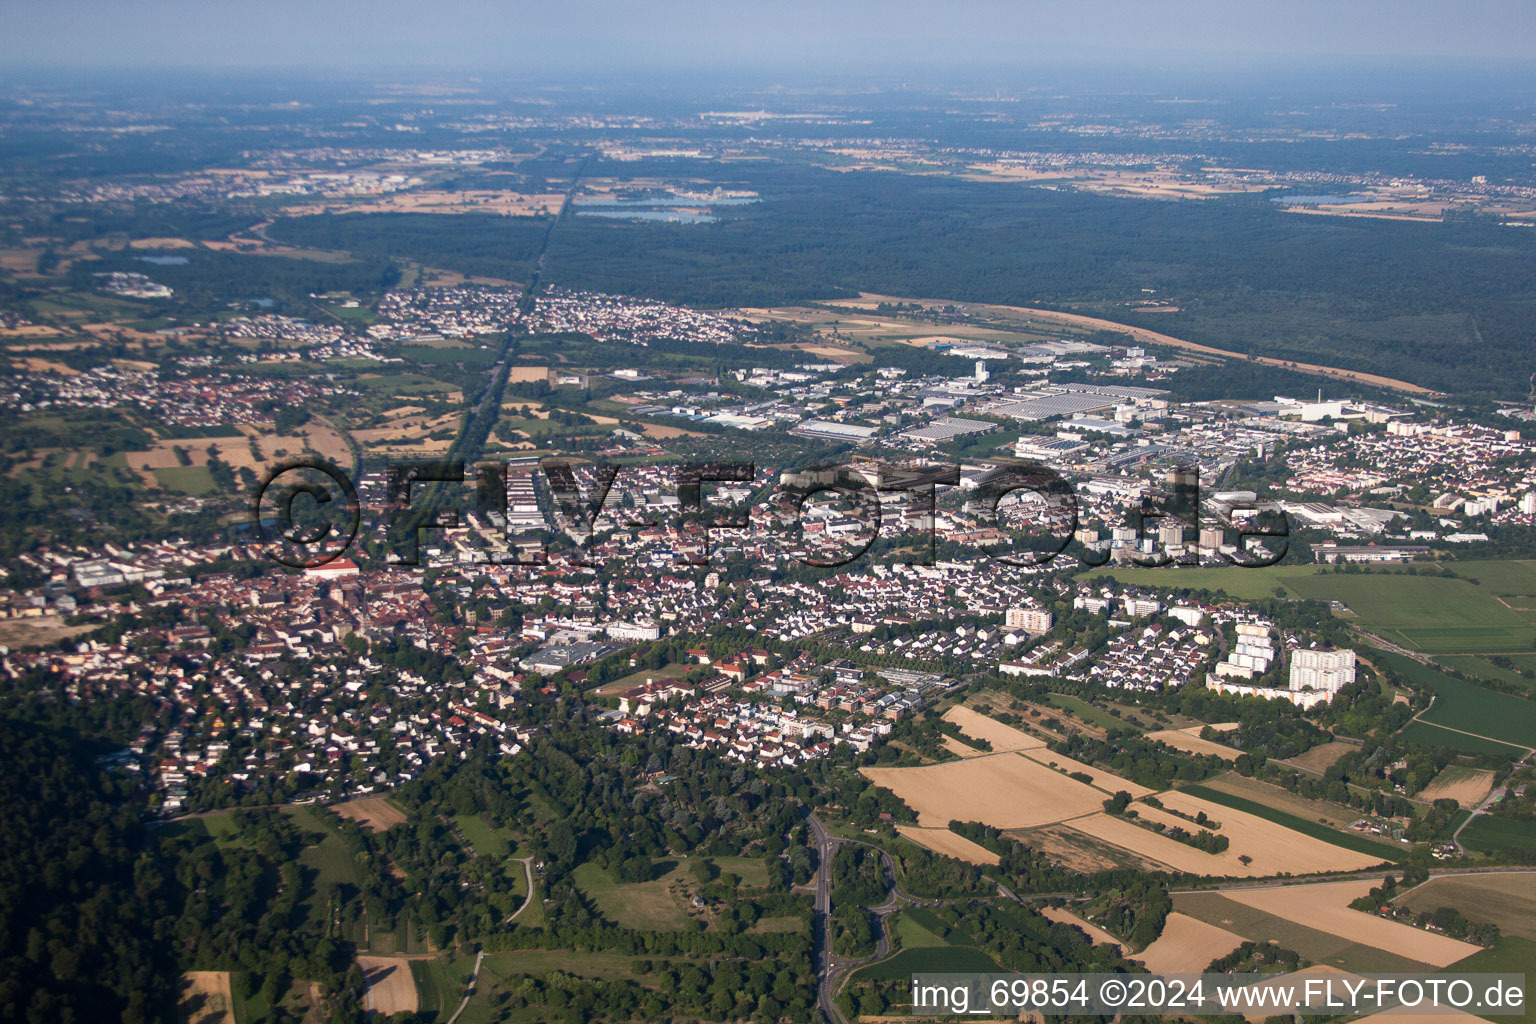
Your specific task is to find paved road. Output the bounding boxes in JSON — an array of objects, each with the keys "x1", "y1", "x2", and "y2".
[
  {"x1": 506, "y1": 857, "x2": 536, "y2": 923},
  {"x1": 443, "y1": 948, "x2": 485, "y2": 1024},
  {"x1": 809, "y1": 816, "x2": 915, "y2": 1024},
  {"x1": 807, "y1": 813, "x2": 844, "y2": 1024},
  {"x1": 1452, "y1": 790, "x2": 1506, "y2": 855}
]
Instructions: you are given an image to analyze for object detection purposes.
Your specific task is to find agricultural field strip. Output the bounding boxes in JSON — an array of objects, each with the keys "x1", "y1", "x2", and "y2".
[{"x1": 1220, "y1": 880, "x2": 1485, "y2": 967}]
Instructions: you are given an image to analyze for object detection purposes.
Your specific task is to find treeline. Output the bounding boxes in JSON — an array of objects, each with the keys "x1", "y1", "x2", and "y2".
[{"x1": 65, "y1": 250, "x2": 402, "y2": 316}]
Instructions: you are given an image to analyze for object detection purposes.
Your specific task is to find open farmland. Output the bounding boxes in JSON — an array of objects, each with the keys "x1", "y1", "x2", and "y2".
[
  {"x1": 1041, "y1": 906, "x2": 1125, "y2": 951},
  {"x1": 1224, "y1": 880, "x2": 1484, "y2": 967},
  {"x1": 941, "y1": 704, "x2": 1046, "y2": 751},
  {"x1": 1063, "y1": 793, "x2": 1382, "y2": 878},
  {"x1": 1394, "y1": 873, "x2": 1536, "y2": 941},
  {"x1": 1283, "y1": 739, "x2": 1359, "y2": 773},
  {"x1": 940, "y1": 735, "x2": 986, "y2": 758},
  {"x1": 358, "y1": 956, "x2": 419, "y2": 1015},
  {"x1": 1175, "y1": 891, "x2": 1449, "y2": 973},
  {"x1": 1183, "y1": 778, "x2": 1408, "y2": 861},
  {"x1": 1087, "y1": 565, "x2": 1536, "y2": 655},
  {"x1": 1443, "y1": 559, "x2": 1536, "y2": 598},
  {"x1": 1377, "y1": 652, "x2": 1536, "y2": 751},
  {"x1": 896, "y1": 825, "x2": 1000, "y2": 865},
  {"x1": 1131, "y1": 912, "x2": 1244, "y2": 973},
  {"x1": 1018, "y1": 748, "x2": 1156, "y2": 798},
  {"x1": 1457, "y1": 815, "x2": 1536, "y2": 855},
  {"x1": 331, "y1": 795, "x2": 407, "y2": 831},
  {"x1": 1287, "y1": 574, "x2": 1536, "y2": 654},
  {"x1": 861, "y1": 752, "x2": 1108, "y2": 829},
  {"x1": 1146, "y1": 725, "x2": 1243, "y2": 762},
  {"x1": 1418, "y1": 766, "x2": 1497, "y2": 808}
]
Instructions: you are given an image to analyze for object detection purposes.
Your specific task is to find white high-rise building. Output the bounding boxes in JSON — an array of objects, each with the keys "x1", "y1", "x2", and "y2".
[
  {"x1": 1005, "y1": 606, "x2": 1053, "y2": 634},
  {"x1": 1289, "y1": 648, "x2": 1356, "y2": 694}
]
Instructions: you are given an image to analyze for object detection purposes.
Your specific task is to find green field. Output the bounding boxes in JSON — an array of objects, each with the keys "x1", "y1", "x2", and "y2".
[
  {"x1": 571, "y1": 860, "x2": 695, "y2": 930},
  {"x1": 707, "y1": 855, "x2": 770, "y2": 887},
  {"x1": 151, "y1": 465, "x2": 219, "y2": 494},
  {"x1": 1443, "y1": 559, "x2": 1536, "y2": 596},
  {"x1": 1180, "y1": 784, "x2": 1406, "y2": 862},
  {"x1": 1045, "y1": 692, "x2": 1130, "y2": 732},
  {"x1": 1290, "y1": 574, "x2": 1536, "y2": 653},
  {"x1": 1458, "y1": 815, "x2": 1536, "y2": 856},
  {"x1": 1436, "y1": 655, "x2": 1536, "y2": 695},
  {"x1": 853, "y1": 945, "x2": 1000, "y2": 980},
  {"x1": 1376, "y1": 652, "x2": 1536, "y2": 751},
  {"x1": 1446, "y1": 937, "x2": 1536, "y2": 1024},
  {"x1": 1087, "y1": 564, "x2": 1536, "y2": 654},
  {"x1": 1398, "y1": 719, "x2": 1528, "y2": 755},
  {"x1": 590, "y1": 661, "x2": 691, "y2": 697},
  {"x1": 410, "y1": 957, "x2": 464, "y2": 1022},
  {"x1": 894, "y1": 911, "x2": 949, "y2": 949},
  {"x1": 453, "y1": 813, "x2": 516, "y2": 858},
  {"x1": 1084, "y1": 564, "x2": 1321, "y2": 602},
  {"x1": 284, "y1": 805, "x2": 364, "y2": 939},
  {"x1": 400, "y1": 343, "x2": 498, "y2": 365},
  {"x1": 355, "y1": 372, "x2": 460, "y2": 397}
]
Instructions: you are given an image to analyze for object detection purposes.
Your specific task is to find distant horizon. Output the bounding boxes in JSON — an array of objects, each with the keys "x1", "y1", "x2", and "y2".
[{"x1": 4, "y1": 0, "x2": 1536, "y2": 74}]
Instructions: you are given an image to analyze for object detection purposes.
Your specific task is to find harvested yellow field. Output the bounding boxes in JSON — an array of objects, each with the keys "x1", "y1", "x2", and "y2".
[
  {"x1": 1224, "y1": 880, "x2": 1484, "y2": 967},
  {"x1": 1418, "y1": 766, "x2": 1496, "y2": 808},
  {"x1": 0, "y1": 247, "x2": 43, "y2": 274},
  {"x1": 941, "y1": 735, "x2": 985, "y2": 759},
  {"x1": 179, "y1": 970, "x2": 235, "y2": 1024},
  {"x1": 785, "y1": 343, "x2": 871, "y2": 363},
  {"x1": 1283, "y1": 739, "x2": 1358, "y2": 773},
  {"x1": 1133, "y1": 912, "x2": 1244, "y2": 973},
  {"x1": 1063, "y1": 792, "x2": 1383, "y2": 878},
  {"x1": 506, "y1": 365, "x2": 553, "y2": 383},
  {"x1": 640, "y1": 423, "x2": 706, "y2": 439},
  {"x1": 1041, "y1": 906, "x2": 1124, "y2": 951},
  {"x1": 129, "y1": 236, "x2": 197, "y2": 249},
  {"x1": 1018, "y1": 748, "x2": 1155, "y2": 798},
  {"x1": 17, "y1": 357, "x2": 78, "y2": 374},
  {"x1": 124, "y1": 434, "x2": 322, "y2": 474},
  {"x1": 358, "y1": 956, "x2": 418, "y2": 1015},
  {"x1": 862, "y1": 752, "x2": 1106, "y2": 829},
  {"x1": 351, "y1": 411, "x2": 461, "y2": 449},
  {"x1": 896, "y1": 825, "x2": 1000, "y2": 866},
  {"x1": 1225, "y1": 965, "x2": 1360, "y2": 1019},
  {"x1": 1147, "y1": 726, "x2": 1243, "y2": 762},
  {"x1": 332, "y1": 795, "x2": 407, "y2": 831},
  {"x1": 942, "y1": 705, "x2": 1046, "y2": 752}
]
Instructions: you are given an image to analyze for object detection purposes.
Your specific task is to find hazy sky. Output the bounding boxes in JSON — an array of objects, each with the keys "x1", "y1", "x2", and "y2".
[{"x1": 4, "y1": 0, "x2": 1536, "y2": 71}]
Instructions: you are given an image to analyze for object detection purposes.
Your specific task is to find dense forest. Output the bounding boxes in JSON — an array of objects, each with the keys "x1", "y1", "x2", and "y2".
[
  {"x1": 270, "y1": 167, "x2": 1536, "y2": 395},
  {"x1": 0, "y1": 712, "x2": 174, "y2": 1024}
]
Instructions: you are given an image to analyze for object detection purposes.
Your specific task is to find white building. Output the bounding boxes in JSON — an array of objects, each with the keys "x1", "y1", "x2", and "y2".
[
  {"x1": 1004, "y1": 606, "x2": 1054, "y2": 634},
  {"x1": 607, "y1": 620, "x2": 663, "y2": 642},
  {"x1": 1289, "y1": 648, "x2": 1356, "y2": 695}
]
